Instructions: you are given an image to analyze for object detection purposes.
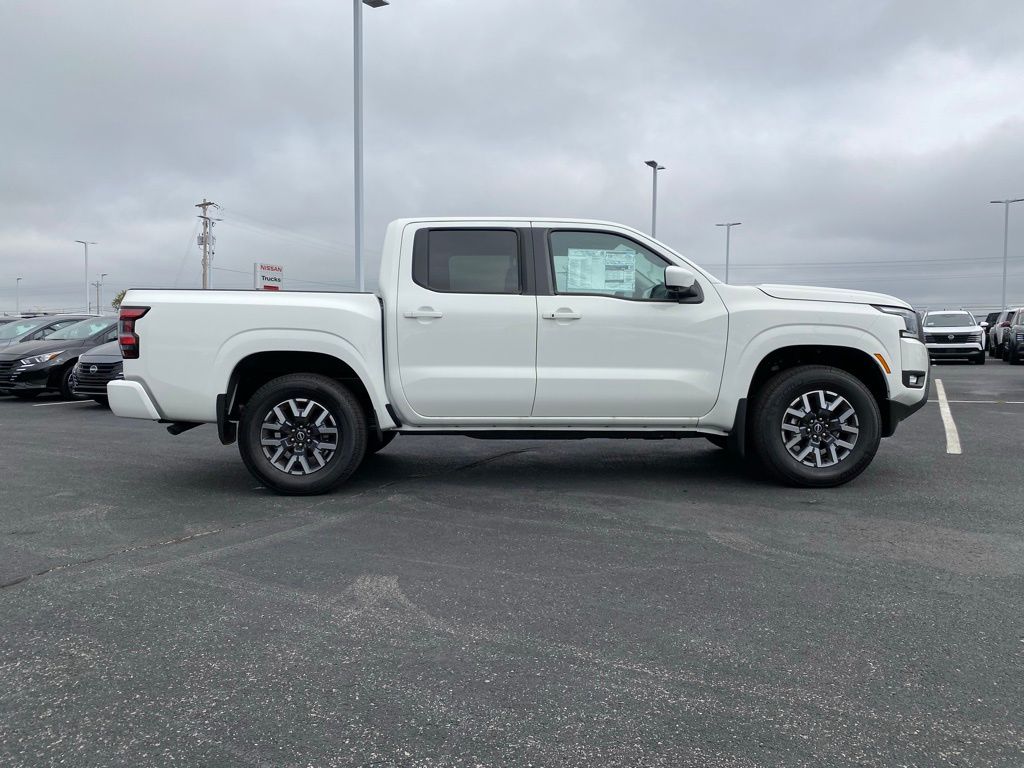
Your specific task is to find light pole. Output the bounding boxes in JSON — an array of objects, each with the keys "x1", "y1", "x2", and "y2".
[
  {"x1": 74, "y1": 240, "x2": 96, "y2": 313},
  {"x1": 644, "y1": 160, "x2": 665, "y2": 238},
  {"x1": 15, "y1": 277, "x2": 22, "y2": 315},
  {"x1": 715, "y1": 222, "x2": 742, "y2": 283},
  {"x1": 991, "y1": 198, "x2": 1024, "y2": 309},
  {"x1": 354, "y1": 0, "x2": 390, "y2": 292}
]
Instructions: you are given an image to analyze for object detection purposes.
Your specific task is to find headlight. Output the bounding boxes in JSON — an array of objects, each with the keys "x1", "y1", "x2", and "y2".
[
  {"x1": 19, "y1": 351, "x2": 65, "y2": 366},
  {"x1": 873, "y1": 305, "x2": 921, "y2": 339}
]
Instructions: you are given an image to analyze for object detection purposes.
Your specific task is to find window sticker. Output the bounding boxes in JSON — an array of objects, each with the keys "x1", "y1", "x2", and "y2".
[{"x1": 566, "y1": 247, "x2": 636, "y2": 292}]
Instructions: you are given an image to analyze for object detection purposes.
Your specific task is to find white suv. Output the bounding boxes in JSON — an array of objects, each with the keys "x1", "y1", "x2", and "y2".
[{"x1": 922, "y1": 310, "x2": 986, "y2": 365}]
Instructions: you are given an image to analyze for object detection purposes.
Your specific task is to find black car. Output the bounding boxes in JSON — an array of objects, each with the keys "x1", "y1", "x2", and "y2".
[
  {"x1": 0, "y1": 314, "x2": 88, "y2": 349},
  {"x1": 70, "y1": 341, "x2": 123, "y2": 406},
  {"x1": 0, "y1": 317, "x2": 119, "y2": 399}
]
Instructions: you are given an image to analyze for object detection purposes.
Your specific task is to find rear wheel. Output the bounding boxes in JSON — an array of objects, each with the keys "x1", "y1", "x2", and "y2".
[
  {"x1": 750, "y1": 365, "x2": 881, "y2": 488},
  {"x1": 238, "y1": 373, "x2": 367, "y2": 495}
]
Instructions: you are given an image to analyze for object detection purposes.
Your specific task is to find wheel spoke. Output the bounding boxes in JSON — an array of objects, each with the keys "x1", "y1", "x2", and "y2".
[
  {"x1": 260, "y1": 396, "x2": 339, "y2": 477},
  {"x1": 781, "y1": 388, "x2": 859, "y2": 469}
]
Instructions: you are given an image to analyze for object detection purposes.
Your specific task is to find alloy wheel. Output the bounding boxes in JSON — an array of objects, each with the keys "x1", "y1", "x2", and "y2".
[
  {"x1": 260, "y1": 398, "x2": 340, "y2": 475},
  {"x1": 780, "y1": 389, "x2": 859, "y2": 468}
]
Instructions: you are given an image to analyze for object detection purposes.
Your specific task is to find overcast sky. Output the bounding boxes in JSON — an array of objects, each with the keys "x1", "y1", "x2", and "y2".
[{"x1": 1, "y1": 0, "x2": 1023, "y2": 314}]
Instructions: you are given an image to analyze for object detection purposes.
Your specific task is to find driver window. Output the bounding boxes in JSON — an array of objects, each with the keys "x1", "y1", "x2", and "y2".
[{"x1": 549, "y1": 231, "x2": 670, "y2": 300}]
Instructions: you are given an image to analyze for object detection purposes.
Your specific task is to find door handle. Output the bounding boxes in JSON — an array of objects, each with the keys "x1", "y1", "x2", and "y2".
[
  {"x1": 404, "y1": 308, "x2": 443, "y2": 319},
  {"x1": 541, "y1": 309, "x2": 581, "y2": 320}
]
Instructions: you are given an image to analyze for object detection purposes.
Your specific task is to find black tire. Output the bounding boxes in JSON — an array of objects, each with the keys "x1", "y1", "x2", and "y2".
[
  {"x1": 704, "y1": 435, "x2": 729, "y2": 450},
  {"x1": 975, "y1": 351, "x2": 986, "y2": 365},
  {"x1": 367, "y1": 430, "x2": 397, "y2": 454},
  {"x1": 12, "y1": 391, "x2": 39, "y2": 400},
  {"x1": 92, "y1": 395, "x2": 110, "y2": 407},
  {"x1": 750, "y1": 365, "x2": 881, "y2": 488},
  {"x1": 1010, "y1": 345, "x2": 1020, "y2": 365},
  {"x1": 238, "y1": 373, "x2": 367, "y2": 495},
  {"x1": 1003, "y1": 345, "x2": 1010, "y2": 362},
  {"x1": 57, "y1": 364, "x2": 79, "y2": 400}
]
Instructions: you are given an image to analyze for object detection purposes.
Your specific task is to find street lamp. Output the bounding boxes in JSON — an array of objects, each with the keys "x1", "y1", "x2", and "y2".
[
  {"x1": 644, "y1": 160, "x2": 665, "y2": 238},
  {"x1": 715, "y1": 222, "x2": 742, "y2": 283},
  {"x1": 15, "y1": 277, "x2": 22, "y2": 316},
  {"x1": 74, "y1": 240, "x2": 96, "y2": 313},
  {"x1": 991, "y1": 198, "x2": 1024, "y2": 309},
  {"x1": 354, "y1": 0, "x2": 390, "y2": 292}
]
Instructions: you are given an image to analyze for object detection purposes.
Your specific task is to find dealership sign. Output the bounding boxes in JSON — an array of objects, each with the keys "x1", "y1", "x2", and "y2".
[{"x1": 254, "y1": 263, "x2": 283, "y2": 291}]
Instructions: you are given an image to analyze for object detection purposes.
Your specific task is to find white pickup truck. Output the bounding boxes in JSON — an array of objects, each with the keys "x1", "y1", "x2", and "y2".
[{"x1": 109, "y1": 218, "x2": 929, "y2": 494}]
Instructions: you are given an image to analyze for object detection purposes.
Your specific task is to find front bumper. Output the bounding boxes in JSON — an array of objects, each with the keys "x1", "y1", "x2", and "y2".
[
  {"x1": 0, "y1": 365, "x2": 54, "y2": 393},
  {"x1": 926, "y1": 343, "x2": 983, "y2": 358}
]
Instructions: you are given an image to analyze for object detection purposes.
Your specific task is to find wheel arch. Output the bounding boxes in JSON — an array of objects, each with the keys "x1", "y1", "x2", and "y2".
[{"x1": 746, "y1": 344, "x2": 892, "y2": 434}]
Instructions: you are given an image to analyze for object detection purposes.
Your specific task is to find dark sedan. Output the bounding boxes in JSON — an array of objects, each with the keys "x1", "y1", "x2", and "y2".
[
  {"x1": 0, "y1": 314, "x2": 88, "y2": 348},
  {"x1": 0, "y1": 317, "x2": 118, "y2": 399},
  {"x1": 70, "y1": 341, "x2": 124, "y2": 406}
]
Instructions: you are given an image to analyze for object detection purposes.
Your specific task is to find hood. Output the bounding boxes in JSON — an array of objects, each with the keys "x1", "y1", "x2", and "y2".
[
  {"x1": 757, "y1": 284, "x2": 912, "y2": 310},
  {"x1": 79, "y1": 340, "x2": 123, "y2": 363},
  {"x1": 923, "y1": 325, "x2": 981, "y2": 335},
  {"x1": 0, "y1": 337, "x2": 91, "y2": 360}
]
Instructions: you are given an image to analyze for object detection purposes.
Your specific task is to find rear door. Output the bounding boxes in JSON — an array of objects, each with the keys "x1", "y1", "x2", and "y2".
[
  {"x1": 532, "y1": 226, "x2": 728, "y2": 420},
  {"x1": 393, "y1": 223, "x2": 538, "y2": 420}
]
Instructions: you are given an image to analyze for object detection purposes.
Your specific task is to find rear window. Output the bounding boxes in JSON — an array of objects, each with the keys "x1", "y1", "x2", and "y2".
[{"x1": 413, "y1": 229, "x2": 521, "y2": 294}]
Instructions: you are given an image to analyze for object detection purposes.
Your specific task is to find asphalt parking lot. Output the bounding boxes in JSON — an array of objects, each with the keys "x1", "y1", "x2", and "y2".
[{"x1": 1, "y1": 364, "x2": 1022, "y2": 767}]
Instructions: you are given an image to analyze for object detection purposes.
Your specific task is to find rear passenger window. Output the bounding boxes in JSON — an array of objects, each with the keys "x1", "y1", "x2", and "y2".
[{"x1": 413, "y1": 230, "x2": 521, "y2": 294}]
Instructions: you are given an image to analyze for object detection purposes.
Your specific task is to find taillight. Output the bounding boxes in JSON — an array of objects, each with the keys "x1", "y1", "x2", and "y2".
[{"x1": 119, "y1": 306, "x2": 150, "y2": 359}]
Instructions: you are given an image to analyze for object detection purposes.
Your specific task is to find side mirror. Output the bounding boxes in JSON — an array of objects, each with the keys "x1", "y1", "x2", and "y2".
[
  {"x1": 980, "y1": 321, "x2": 990, "y2": 329},
  {"x1": 664, "y1": 266, "x2": 696, "y2": 291}
]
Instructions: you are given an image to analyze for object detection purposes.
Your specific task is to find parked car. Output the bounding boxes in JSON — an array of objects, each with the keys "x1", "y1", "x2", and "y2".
[
  {"x1": 982, "y1": 311, "x2": 1001, "y2": 349},
  {"x1": 1001, "y1": 310, "x2": 1024, "y2": 364},
  {"x1": 0, "y1": 314, "x2": 87, "y2": 349},
  {"x1": 0, "y1": 317, "x2": 118, "y2": 399},
  {"x1": 922, "y1": 310, "x2": 985, "y2": 364},
  {"x1": 70, "y1": 340, "x2": 123, "y2": 405},
  {"x1": 988, "y1": 309, "x2": 1017, "y2": 358},
  {"x1": 108, "y1": 217, "x2": 930, "y2": 492}
]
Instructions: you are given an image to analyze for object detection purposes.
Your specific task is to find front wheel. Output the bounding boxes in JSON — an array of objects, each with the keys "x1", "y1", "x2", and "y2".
[
  {"x1": 975, "y1": 351, "x2": 986, "y2": 365},
  {"x1": 238, "y1": 373, "x2": 367, "y2": 495},
  {"x1": 58, "y1": 364, "x2": 80, "y2": 400},
  {"x1": 750, "y1": 365, "x2": 881, "y2": 488}
]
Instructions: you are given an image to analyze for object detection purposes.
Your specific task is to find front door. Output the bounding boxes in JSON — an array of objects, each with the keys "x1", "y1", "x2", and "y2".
[
  {"x1": 533, "y1": 228, "x2": 728, "y2": 420},
  {"x1": 394, "y1": 224, "x2": 537, "y2": 419}
]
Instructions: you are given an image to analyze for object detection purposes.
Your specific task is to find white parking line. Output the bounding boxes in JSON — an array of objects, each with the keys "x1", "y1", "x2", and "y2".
[
  {"x1": 934, "y1": 379, "x2": 962, "y2": 455},
  {"x1": 30, "y1": 400, "x2": 93, "y2": 407}
]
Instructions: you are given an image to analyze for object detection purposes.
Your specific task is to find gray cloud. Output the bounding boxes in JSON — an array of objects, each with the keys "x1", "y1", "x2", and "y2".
[{"x1": 1, "y1": 0, "x2": 1023, "y2": 313}]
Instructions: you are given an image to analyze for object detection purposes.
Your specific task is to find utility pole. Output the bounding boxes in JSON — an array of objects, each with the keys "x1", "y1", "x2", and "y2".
[
  {"x1": 715, "y1": 222, "x2": 742, "y2": 283},
  {"x1": 15, "y1": 277, "x2": 22, "y2": 315},
  {"x1": 991, "y1": 198, "x2": 1024, "y2": 309},
  {"x1": 92, "y1": 273, "x2": 108, "y2": 314},
  {"x1": 195, "y1": 199, "x2": 220, "y2": 289},
  {"x1": 74, "y1": 240, "x2": 96, "y2": 313},
  {"x1": 644, "y1": 160, "x2": 665, "y2": 238}
]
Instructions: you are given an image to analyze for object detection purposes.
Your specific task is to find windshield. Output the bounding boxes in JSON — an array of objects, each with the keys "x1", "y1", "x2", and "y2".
[
  {"x1": 0, "y1": 319, "x2": 46, "y2": 339},
  {"x1": 924, "y1": 312, "x2": 975, "y2": 328},
  {"x1": 45, "y1": 318, "x2": 115, "y2": 340}
]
